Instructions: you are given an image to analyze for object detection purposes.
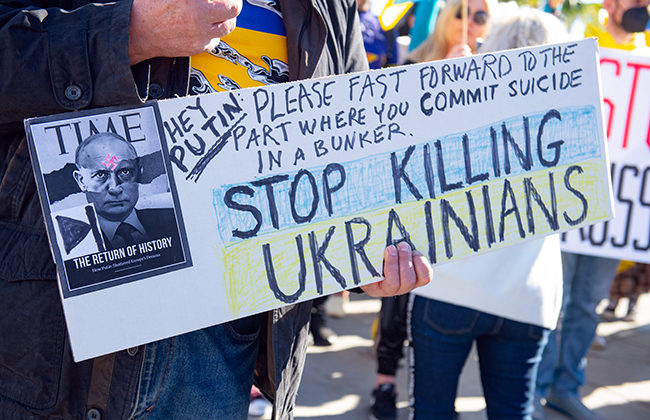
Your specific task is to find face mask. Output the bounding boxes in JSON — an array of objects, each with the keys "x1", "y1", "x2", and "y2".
[{"x1": 621, "y1": 6, "x2": 650, "y2": 33}]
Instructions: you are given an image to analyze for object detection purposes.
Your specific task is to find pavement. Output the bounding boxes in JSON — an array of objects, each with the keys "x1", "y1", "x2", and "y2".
[{"x1": 249, "y1": 293, "x2": 650, "y2": 420}]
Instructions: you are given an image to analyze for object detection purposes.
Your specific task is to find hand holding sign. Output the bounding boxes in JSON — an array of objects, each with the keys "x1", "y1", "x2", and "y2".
[
  {"x1": 361, "y1": 242, "x2": 433, "y2": 297},
  {"x1": 129, "y1": 0, "x2": 242, "y2": 65},
  {"x1": 445, "y1": 43, "x2": 473, "y2": 59}
]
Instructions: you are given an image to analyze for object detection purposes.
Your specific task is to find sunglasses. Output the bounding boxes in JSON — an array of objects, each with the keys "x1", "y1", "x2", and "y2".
[{"x1": 455, "y1": 8, "x2": 490, "y2": 25}]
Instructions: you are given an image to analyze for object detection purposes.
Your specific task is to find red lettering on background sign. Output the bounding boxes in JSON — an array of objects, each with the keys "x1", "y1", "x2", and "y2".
[
  {"x1": 625, "y1": 62, "x2": 650, "y2": 149},
  {"x1": 600, "y1": 58, "x2": 650, "y2": 150},
  {"x1": 600, "y1": 58, "x2": 621, "y2": 142}
]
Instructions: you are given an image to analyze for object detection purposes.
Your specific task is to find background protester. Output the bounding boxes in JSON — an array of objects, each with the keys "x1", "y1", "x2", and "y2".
[
  {"x1": 407, "y1": 6, "x2": 569, "y2": 420},
  {"x1": 369, "y1": 292, "x2": 410, "y2": 420},
  {"x1": 368, "y1": 2, "x2": 495, "y2": 419},
  {"x1": 408, "y1": 0, "x2": 494, "y2": 63},
  {"x1": 358, "y1": 0, "x2": 399, "y2": 69},
  {"x1": 534, "y1": 254, "x2": 620, "y2": 420},
  {"x1": 601, "y1": 262, "x2": 650, "y2": 322},
  {"x1": 535, "y1": 1, "x2": 650, "y2": 419},
  {"x1": 584, "y1": 0, "x2": 650, "y2": 50}
]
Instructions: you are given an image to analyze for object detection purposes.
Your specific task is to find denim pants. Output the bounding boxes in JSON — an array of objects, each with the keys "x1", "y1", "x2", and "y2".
[
  {"x1": 376, "y1": 294, "x2": 409, "y2": 376},
  {"x1": 409, "y1": 296, "x2": 549, "y2": 420},
  {"x1": 129, "y1": 313, "x2": 263, "y2": 420},
  {"x1": 536, "y1": 253, "x2": 619, "y2": 397}
]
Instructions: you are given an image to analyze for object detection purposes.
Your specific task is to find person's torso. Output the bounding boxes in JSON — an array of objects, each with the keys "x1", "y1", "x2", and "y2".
[{"x1": 585, "y1": 20, "x2": 650, "y2": 51}]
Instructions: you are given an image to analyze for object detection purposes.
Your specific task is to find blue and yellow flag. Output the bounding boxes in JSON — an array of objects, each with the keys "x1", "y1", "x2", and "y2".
[{"x1": 190, "y1": 0, "x2": 289, "y2": 94}]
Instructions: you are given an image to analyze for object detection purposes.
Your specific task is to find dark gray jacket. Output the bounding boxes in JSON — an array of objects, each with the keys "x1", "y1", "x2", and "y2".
[{"x1": 0, "y1": 0, "x2": 367, "y2": 419}]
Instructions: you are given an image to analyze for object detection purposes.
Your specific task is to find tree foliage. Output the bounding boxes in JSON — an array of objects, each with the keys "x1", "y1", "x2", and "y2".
[{"x1": 504, "y1": 0, "x2": 602, "y2": 32}]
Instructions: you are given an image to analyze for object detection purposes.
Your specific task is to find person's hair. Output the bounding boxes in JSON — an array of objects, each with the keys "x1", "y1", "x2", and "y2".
[
  {"x1": 75, "y1": 132, "x2": 138, "y2": 167},
  {"x1": 478, "y1": 6, "x2": 569, "y2": 53},
  {"x1": 408, "y1": 0, "x2": 495, "y2": 63}
]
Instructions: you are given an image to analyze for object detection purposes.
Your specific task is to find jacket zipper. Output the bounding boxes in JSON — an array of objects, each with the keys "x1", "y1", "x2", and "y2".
[{"x1": 165, "y1": 58, "x2": 178, "y2": 98}]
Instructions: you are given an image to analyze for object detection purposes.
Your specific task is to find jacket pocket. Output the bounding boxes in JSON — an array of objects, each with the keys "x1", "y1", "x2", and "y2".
[
  {"x1": 0, "y1": 222, "x2": 57, "y2": 282},
  {"x1": 0, "y1": 276, "x2": 65, "y2": 410},
  {"x1": 225, "y1": 313, "x2": 263, "y2": 341},
  {"x1": 48, "y1": 29, "x2": 92, "y2": 110},
  {"x1": 421, "y1": 298, "x2": 480, "y2": 335}
]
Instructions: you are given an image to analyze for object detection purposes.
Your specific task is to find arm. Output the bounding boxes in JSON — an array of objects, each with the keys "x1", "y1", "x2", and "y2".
[
  {"x1": 0, "y1": 0, "x2": 136, "y2": 124},
  {"x1": 128, "y1": 0, "x2": 239, "y2": 65},
  {"x1": 0, "y1": 0, "x2": 239, "y2": 125}
]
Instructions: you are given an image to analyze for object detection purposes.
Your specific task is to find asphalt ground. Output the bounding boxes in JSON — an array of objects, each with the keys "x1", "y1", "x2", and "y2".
[{"x1": 249, "y1": 292, "x2": 650, "y2": 420}]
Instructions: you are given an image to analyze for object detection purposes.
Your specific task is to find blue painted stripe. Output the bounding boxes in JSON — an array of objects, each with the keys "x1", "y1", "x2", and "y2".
[{"x1": 237, "y1": 1, "x2": 286, "y2": 36}]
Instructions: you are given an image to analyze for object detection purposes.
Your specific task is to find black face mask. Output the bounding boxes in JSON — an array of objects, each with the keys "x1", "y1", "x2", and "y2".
[{"x1": 621, "y1": 6, "x2": 650, "y2": 33}]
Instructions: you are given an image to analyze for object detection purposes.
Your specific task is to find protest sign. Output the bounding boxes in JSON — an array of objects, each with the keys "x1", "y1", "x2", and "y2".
[
  {"x1": 561, "y1": 47, "x2": 650, "y2": 263},
  {"x1": 26, "y1": 38, "x2": 612, "y2": 361}
]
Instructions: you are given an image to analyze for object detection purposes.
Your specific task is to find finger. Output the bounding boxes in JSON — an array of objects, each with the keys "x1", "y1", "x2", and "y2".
[
  {"x1": 197, "y1": 17, "x2": 236, "y2": 43},
  {"x1": 204, "y1": 37, "x2": 221, "y2": 53},
  {"x1": 196, "y1": 0, "x2": 240, "y2": 40},
  {"x1": 359, "y1": 281, "x2": 383, "y2": 297},
  {"x1": 360, "y1": 244, "x2": 400, "y2": 297},
  {"x1": 380, "y1": 244, "x2": 400, "y2": 295},
  {"x1": 412, "y1": 250, "x2": 433, "y2": 288},
  {"x1": 204, "y1": 0, "x2": 241, "y2": 24},
  {"x1": 208, "y1": 18, "x2": 237, "y2": 38},
  {"x1": 396, "y1": 242, "x2": 416, "y2": 295}
]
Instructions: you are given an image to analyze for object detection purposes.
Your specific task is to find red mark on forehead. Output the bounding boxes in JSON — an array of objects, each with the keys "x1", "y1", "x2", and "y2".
[{"x1": 102, "y1": 154, "x2": 120, "y2": 171}]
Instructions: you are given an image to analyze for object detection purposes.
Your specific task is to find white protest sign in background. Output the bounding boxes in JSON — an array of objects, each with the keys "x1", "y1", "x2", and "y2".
[
  {"x1": 561, "y1": 47, "x2": 650, "y2": 262},
  {"x1": 27, "y1": 39, "x2": 612, "y2": 361}
]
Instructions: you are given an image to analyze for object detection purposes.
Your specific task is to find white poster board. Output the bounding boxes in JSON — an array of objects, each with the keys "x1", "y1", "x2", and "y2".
[
  {"x1": 561, "y1": 47, "x2": 650, "y2": 262},
  {"x1": 26, "y1": 39, "x2": 613, "y2": 361}
]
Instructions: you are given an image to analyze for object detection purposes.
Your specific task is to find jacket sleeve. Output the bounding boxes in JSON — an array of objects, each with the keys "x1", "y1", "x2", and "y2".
[
  {"x1": 0, "y1": 0, "x2": 141, "y2": 126},
  {"x1": 344, "y1": 0, "x2": 369, "y2": 74}
]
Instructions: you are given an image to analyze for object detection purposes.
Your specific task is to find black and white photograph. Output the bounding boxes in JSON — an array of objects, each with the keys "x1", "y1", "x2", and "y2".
[{"x1": 26, "y1": 104, "x2": 192, "y2": 297}]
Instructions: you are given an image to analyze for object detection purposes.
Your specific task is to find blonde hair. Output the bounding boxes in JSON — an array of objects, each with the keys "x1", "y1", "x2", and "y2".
[
  {"x1": 408, "y1": 0, "x2": 495, "y2": 63},
  {"x1": 478, "y1": 7, "x2": 569, "y2": 53}
]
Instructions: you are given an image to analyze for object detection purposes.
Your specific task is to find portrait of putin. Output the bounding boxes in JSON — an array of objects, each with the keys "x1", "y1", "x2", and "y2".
[{"x1": 73, "y1": 132, "x2": 178, "y2": 249}]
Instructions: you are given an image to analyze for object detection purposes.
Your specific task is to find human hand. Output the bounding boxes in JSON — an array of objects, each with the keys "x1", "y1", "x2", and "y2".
[
  {"x1": 360, "y1": 242, "x2": 433, "y2": 297},
  {"x1": 445, "y1": 43, "x2": 472, "y2": 59},
  {"x1": 129, "y1": 0, "x2": 242, "y2": 65}
]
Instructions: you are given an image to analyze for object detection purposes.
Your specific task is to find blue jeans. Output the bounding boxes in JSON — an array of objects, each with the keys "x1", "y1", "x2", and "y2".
[
  {"x1": 536, "y1": 253, "x2": 619, "y2": 397},
  {"x1": 409, "y1": 296, "x2": 549, "y2": 420},
  {"x1": 129, "y1": 313, "x2": 263, "y2": 420}
]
